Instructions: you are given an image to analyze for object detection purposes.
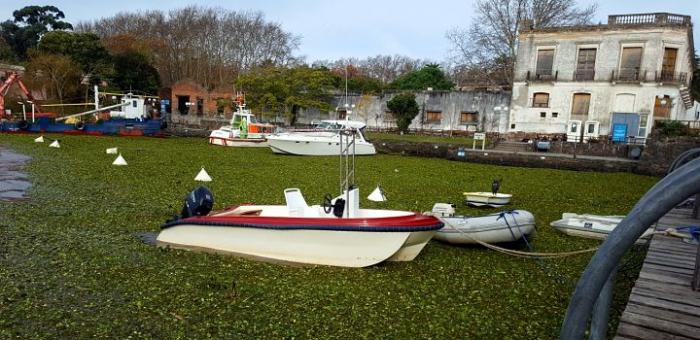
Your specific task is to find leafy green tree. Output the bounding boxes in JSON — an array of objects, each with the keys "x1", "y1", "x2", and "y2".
[
  {"x1": 389, "y1": 64, "x2": 454, "y2": 91},
  {"x1": 386, "y1": 92, "x2": 420, "y2": 132},
  {"x1": 238, "y1": 65, "x2": 335, "y2": 124},
  {"x1": 110, "y1": 52, "x2": 161, "y2": 95},
  {"x1": 0, "y1": 5, "x2": 72, "y2": 60},
  {"x1": 36, "y1": 31, "x2": 113, "y2": 84}
]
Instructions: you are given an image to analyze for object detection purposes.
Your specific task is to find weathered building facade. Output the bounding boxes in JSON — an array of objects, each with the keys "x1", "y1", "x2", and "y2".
[
  {"x1": 299, "y1": 90, "x2": 512, "y2": 132},
  {"x1": 509, "y1": 13, "x2": 696, "y2": 142},
  {"x1": 168, "y1": 79, "x2": 237, "y2": 126}
]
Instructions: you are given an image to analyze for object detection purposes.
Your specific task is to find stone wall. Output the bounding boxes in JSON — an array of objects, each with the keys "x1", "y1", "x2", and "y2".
[
  {"x1": 375, "y1": 141, "x2": 638, "y2": 173},
  {"x1": 636, "y1": 131, "x2": 700, "y2": 175}
]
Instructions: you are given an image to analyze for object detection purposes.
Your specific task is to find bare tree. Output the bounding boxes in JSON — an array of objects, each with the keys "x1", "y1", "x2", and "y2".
[
  {"x1": 25, "y1": 53, "x2": 81, "y2": 108},
  {"x1": 313, "y1": 55, "x2": 431, "y2": 85},
  {"x1": 447, "y1": 0, "x2": 597, "y2": 85},
  {"x1": 76, "y1": 6, "x2": 300, "y2": 88}
]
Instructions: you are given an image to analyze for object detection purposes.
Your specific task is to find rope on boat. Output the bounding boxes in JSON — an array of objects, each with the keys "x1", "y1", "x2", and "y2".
[{"x1": 435, "y1": 211, "x2": 600, "y2": 259}]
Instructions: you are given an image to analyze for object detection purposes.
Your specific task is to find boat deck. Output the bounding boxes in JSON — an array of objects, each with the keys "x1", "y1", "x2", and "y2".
[{"x1": 615, "y1": 207, "x2": 700, "y2": 339}]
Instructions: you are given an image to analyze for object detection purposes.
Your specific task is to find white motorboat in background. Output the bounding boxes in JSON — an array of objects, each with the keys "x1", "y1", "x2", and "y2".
[
  {"x1": 550, "y1": 213, "x2": 654, "y2": 244},
  {"x1": 266, "y1": 120, "x2": 376, "y2": 156},
  {"x1": 208, "y1": 94, "x2": 275, "y2": 147},
  {"x1": 463, "y1": 192, "x2": 512, "y2": 207},
  {"x1": 428, "y1": 203, "x2": 535, "y2": 244}
]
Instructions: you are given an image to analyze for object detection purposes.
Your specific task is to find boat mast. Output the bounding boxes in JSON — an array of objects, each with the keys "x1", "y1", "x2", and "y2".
[{"x1": 338, "y1": 128, "x2": 356, "y2": 196}]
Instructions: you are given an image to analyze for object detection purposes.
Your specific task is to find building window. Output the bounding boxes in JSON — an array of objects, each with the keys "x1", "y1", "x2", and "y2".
[
  {"x1": 552, "y1": 112, "x2": 559, "y2": 118},
  {"x1": 426, "y1": 111, "x2": 442, "y2": 123},
  {"x1": 571, "y1": 93, "x2": 591, "y2": 118},
  {"x1": 511, "y1": 124, "x2": 516, "y2": 129},
  {"x1": 540, "y1": 112, "x2": 546, "y2": 118},
  {"x1": 654, "y1": 95, "x2": 672, "y2": 120},
  {"x1": 575, "y1": 48, "x2": 596, "y2": 81},
  {"x1": 196, "y1": 98, "x2": 204, "y2": 116},
  {"x1": 532, "y1": 92, "x2": 549, "y2": 107},
  {"x1": 177, "y1": 95, "x2": 190, "y2": 115},
  {"x1": 661, "y1": 48, "x2": 678, "y2": 81},
  {"x1": 619, "y1": 47, "x2": 642, "y2": 81},
  {"x1": 639, "y1": 114, "x2": 649, "y2": 137},
  {"x1": 460, "y1": 111, "x2": 478, "y2": 124},
  {"x1": 536, "y1": 49, "x2": 554, "y2": 78},
  {"x1": 384, "y1": 110, "x2": 396, "y2": 123}
]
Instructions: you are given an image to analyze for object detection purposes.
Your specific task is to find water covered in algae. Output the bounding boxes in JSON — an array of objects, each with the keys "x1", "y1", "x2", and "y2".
[{"x1": 0, "y1": 134, "x2": 656, "y2": 338}]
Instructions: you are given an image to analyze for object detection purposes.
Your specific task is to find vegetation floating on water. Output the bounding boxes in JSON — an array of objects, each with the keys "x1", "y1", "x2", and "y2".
[{"x1": 0, "y1": 134, "x2": 655, "y2": 338}]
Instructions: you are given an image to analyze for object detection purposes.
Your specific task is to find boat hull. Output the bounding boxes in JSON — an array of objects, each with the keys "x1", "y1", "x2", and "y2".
[
  {"x1": 267, "y1": 136, "x2": 376, "y2": 156},
  {"x1": 463, "y1": 192, "x2": 512, "y2": 207},
  {"x1": 157, "y1": 210, "x2": 442, "y2": 267},
  {"x1": 550, "y1": 213, "x2": 652, "y2": 244},
  {"x1": 434, "y1": 210, "x2": 535, "y2": 244},
  {"x1": 208, "y1": 136, "x2": 268, "y2": 147}
]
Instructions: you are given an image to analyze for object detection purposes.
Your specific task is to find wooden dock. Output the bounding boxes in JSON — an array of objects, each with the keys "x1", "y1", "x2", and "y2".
[{"x1": 615, "y1": 207, "x2": 700, "y2": 340}]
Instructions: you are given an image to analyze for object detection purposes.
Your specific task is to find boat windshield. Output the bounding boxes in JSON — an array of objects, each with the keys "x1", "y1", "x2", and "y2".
[{"x1": 316, "y1": 122, "x2": 345, "y2": 130}]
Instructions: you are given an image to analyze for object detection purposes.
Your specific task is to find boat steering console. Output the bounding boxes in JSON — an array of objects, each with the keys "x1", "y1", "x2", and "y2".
[{"x1": 322, "y1": 194, "x2": 345, "y2": 218}]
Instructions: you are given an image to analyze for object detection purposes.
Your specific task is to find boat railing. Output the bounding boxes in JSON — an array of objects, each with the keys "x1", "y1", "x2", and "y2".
[{"x1": 559, "y1": 149, "x2": 700, "y2": 339}]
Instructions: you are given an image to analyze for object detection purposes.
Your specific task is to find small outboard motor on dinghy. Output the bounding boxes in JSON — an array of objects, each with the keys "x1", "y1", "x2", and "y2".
[{"x1": 180, "y1": 186, "x2": 214, "y2": 218}]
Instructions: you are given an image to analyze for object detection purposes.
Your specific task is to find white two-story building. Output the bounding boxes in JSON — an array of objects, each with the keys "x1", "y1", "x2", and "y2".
[{"x1": 509, "y1": 13, "x2": 696, "y2": 142}]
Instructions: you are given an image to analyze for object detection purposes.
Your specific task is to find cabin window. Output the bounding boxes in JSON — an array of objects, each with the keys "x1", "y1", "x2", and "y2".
[
  {"x1": 532, "y1": 92, "x2": 549, "y2": 107},
  {"x1": 460, "y1": 111, "x2": 478, "y2": 124},
  {"x1": 132, "y1": 100, "x2": 137, "y2": 108},
  {"x1": 426, "y1": 111, "x2": 442, "y2": 123}
]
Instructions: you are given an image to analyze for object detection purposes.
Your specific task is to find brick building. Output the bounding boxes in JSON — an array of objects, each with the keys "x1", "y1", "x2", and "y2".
[{"x1": 169, "y1": 79, "x2": 236, "y2": 118}]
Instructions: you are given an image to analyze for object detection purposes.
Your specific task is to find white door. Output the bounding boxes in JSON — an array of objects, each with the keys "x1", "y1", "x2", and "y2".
[
  {"x1": 567, "y1": 120, "x2": 582, "y2": 142},
  {"x1": 583, "y1": 121, "x2": 600, "y2": 141}
]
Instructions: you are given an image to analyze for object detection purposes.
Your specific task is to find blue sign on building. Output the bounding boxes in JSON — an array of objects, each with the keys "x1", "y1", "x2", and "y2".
[{"x1": 612, "y1": 123, "x2": 627, "y2": 143}]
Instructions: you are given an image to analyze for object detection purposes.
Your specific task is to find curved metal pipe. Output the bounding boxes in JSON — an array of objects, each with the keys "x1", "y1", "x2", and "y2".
[
  {"x1": 560, "y1": 157, "x2": 700, "y2": 339},
  {"x1": 666, "y1": 147, "x2": 700, "y2": 175}
]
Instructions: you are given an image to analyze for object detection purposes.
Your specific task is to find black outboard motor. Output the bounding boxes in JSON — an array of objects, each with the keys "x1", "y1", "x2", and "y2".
[{"x1": 180, "y1": 186, "x2": 214, "y2": 218}]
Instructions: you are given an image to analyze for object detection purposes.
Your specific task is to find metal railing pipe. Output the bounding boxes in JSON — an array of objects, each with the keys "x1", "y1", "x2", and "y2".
[{"x1": 560, "y1": 157, "x2": 700, "y2": 339}]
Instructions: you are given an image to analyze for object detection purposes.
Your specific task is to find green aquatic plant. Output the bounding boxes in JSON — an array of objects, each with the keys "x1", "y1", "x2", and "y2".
[{"x1": 0, "y1": 134, "x2": 656, "y2": 338}]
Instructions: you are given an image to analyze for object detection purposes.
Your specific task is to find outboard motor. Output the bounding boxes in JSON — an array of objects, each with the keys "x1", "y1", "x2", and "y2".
[{"x1": 180, "y1": 186, "x2": 214, "y2": 218}]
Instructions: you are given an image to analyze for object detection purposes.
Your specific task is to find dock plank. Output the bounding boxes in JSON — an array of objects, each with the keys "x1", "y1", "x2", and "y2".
[{"x1": 615, "y1": 207, "x2": 700, "y2": 339}]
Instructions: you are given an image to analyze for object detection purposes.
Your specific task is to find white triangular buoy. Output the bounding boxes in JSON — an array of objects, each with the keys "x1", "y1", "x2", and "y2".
[
  {"x1": 367, "y1": 185, "x2": 387, "y2": 202},
  {"x1": 194, "y1": 167, "x2": 212, "y2": 182},
  {"x1": 49, "y1": 140, "x2": 60, "y2": 148},
  {"x1": 34, "y1": 136, "x2": 44, "y2": 143},
  {"x1": 106, "y1": 147, "x2": 118, "y2": 154},
  {"x1": 112, "y1": 153, "x2": 127, "y2": 166}
]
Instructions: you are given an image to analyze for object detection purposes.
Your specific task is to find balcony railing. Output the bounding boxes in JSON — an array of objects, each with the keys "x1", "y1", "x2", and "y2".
[
  {"x1": 517, "y1": 67, "x2": 690, "y2": 86},
  {"x1": 611, "y1": 68, "x2": 651, "y2": 82},
  {"x1": 525, "y1": 70, "x2": 558, "y2": 82},
  {"x1": 656, "y1": 71, "x2": 689, "y2": 85},
  {"x1": 608, "y1": 13, "x2": 691, "y2": 26},
  {"x1": 573, "y1": 70, "x2": 595, "y2": 81}
]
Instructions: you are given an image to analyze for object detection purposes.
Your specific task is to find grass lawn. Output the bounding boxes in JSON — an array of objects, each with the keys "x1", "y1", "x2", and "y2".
[{"x1": 0, "y1": 134, "x2": 657, "y2": 338}]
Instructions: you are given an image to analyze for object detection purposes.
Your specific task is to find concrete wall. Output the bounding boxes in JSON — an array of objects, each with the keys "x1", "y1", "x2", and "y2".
[
  {"x1": 298, "y1": 90, "x2": 512, "y2": 132},
  {"x1": 510, "y1": 23, "x2": 696, "y2": 138}
]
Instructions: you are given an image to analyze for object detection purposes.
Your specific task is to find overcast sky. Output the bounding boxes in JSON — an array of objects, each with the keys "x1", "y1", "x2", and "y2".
[{"x1": 1, "y1": 1, "x2": 699, "y2": 62}]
